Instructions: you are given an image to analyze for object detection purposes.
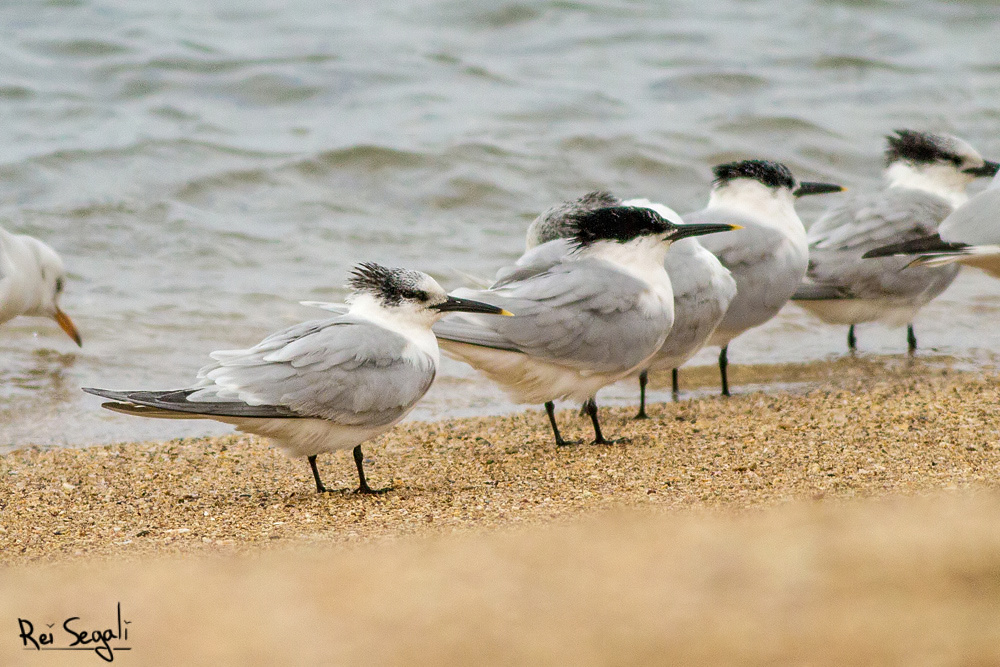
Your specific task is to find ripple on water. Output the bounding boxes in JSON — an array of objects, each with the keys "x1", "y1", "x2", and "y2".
[
  {"x1": 812, "y1": 55, "x2": 924, "y2": 73},
  {"x1": 650, "y1": 71, "x2": 770, "y2": 102},
  {"x1": 297, "y1": 145, "x2": 431, "y2": 174},
  {"x1": 25, "y1": 38, "x2": 134, "y2": 58},
  {"x1": 713, "y1": 114, "x2": 840, "y2": 138},
  {"x1": 206, "y1": 72, "x2": 323, "y2": 106},
  {"x1": 0, "y1": 85, "x2": 34, "y2": 100},
  {"x1": 429, "y1": 176, "x2": 518, "y2": 210}
]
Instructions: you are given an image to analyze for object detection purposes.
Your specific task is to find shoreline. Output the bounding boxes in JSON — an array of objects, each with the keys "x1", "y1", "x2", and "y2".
[{"x1": 3, "y1": 358, "x2": 999, "y2": 564}]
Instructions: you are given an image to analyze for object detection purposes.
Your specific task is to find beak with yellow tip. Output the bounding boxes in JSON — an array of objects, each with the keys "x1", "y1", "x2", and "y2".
[
  {"x1": 433, "y1": 296, "x2": 512, "y2": 317},
  {"x1": 668, "y1": 221, "x2": 744, "y2": 241}
]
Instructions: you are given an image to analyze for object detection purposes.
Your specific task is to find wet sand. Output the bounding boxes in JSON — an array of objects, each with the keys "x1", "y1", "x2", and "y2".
[{"x1": 3, "y1": 357, "x2": 1000, "y2": 662}]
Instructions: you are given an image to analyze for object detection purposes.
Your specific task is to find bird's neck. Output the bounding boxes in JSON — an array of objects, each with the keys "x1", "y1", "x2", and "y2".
[
  {"x1": 578, "y1": 236, "x2": 670, "y2": 283},
  {"x1": 885, "y1": 162, "x2": 971, "y2": 208},
  {"x1": 0, "y1": 230, "x2": 50, "y2": 317},
  {"x1": 347, "y1": 294, "x2": 440, "y2": 361},
  {"x1": 707, "y1": 182, "x2": 805, "y2": 238}
]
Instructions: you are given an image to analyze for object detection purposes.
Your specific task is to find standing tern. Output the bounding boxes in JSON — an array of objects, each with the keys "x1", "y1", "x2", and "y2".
[
  {"x1": 525, "y1": 192, "x2": 736, "y2": 418},
  {"x1": 793, "y1": 130, "x2": 998, "y2": 352},
  {"x1": 0, "y1": 225, "x2": 81, "y2": 346},
  {"x1": 432, "y1": 205, "x2": 740, "y2": 446},
  {"x1": 863, "y1": 169, "x2": 1000, "y2": 278},
  {"x1": 83, "y1": 263, "x2": 509, "y2": 494},
  {"x1": 626, "y1": 199, "x2": 737, "y2": 416},
  {"x1": 687, "y1": 160, "x2": 844, "y2": 396}
]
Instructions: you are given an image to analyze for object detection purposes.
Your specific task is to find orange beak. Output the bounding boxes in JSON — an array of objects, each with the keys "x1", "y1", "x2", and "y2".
[{"x1": 53, "y1": 307, "x2": 82, "y2": 347}]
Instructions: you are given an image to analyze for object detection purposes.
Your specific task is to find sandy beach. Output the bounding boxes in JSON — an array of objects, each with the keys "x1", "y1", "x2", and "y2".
[{"x1": 4, "y1": 357, "x2": 1000, "y2": 662}]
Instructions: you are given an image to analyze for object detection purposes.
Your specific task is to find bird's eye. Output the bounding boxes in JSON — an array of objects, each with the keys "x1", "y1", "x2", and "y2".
[{"x1": 55, "y1": 277, "x2": 64, "y2": 294}]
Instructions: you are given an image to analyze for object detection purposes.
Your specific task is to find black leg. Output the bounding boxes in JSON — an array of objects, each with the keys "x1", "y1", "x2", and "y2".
[
  {"x1": 671, "y1": 367, "x2": 679, "y2": 400},
  {"x1": 546, "y1": 401, "x2": 576, "y2": 447},
  {"x1": 907, "y1": 324, "x2": 917, "y2": 354},
  {"x1": 584, "y1": 397, "x2": 611, "y2": 444},
  {"x1": 308, "y1": 455, "x2": 327, "y2": 493},
  {"x1": 352, "y1": 445, "x2": 378, "y2": 494},
  {"x1": 847, "y1": 324, "x2": 857, "y2": 352},
  {"x1": 719, "y1": 345, "x2": 730, "y2": 397},
  {"x1": 635, "y1": 369, "x2": 649, "y2": 419}
]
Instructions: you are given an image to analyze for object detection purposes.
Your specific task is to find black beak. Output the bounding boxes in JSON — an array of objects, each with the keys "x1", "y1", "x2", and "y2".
[
  {"x1": 433, "y1": 296, "x2": 513, "y2": 316},
  {"x1": 668, "y1": 222, "x2": 742, "y2": 241},
  {"x1": 793, "y1": 182, "x2": 845, "y2": 197},
  {"x1": 963, "y1": 160, "x2": 1000, "y2": 178}
]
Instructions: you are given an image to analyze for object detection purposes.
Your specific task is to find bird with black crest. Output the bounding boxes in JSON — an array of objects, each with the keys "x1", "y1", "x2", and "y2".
[
  {"x1": 432, "y1": 204, "x2": 740, "y2": 446},
  {"x1": 519, "y1": 190, "x2": 736, "y2": 418},
  {"x1": 680, "y1": 159, "x2": 844, "y2": 396},
  {"x1": 793, "y1": 130, "x2": 998, "y2": 353},
  {"x1": 84, "y1": 263, "x2": 509, "y2": 494}
]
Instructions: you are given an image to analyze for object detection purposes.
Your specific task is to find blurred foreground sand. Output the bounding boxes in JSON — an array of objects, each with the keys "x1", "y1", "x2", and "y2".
[
  {"x1": 4, "y1": 492, "x2": 1000, "y2": 664},
  {"x1": 3, "y1": 358, "x2": 1000, "y2": 662}
]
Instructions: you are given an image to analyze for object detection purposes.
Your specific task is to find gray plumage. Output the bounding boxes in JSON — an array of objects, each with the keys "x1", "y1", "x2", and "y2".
[
  {"x1": 862, "y1": 171, "x2": 1000, "y2": 279},
  {"x1": 691, "y1": 207, "x2": 807, "y2": 345},
  {"x1": 508, "y1": 194, "x2": 733, "y2": 416},
  {"x1": 795, "y1": 188, "x2": 959, "y2": 324},
  {"x1": 437, "y1": 259, "x2": 669, "y2": 380},
  {"x1": 83, "y1": 264, "x2": 508, "y2": 493},
  {"x1": 792, "y1": 130, "x2": 997, "y2": 349},
  {"x1": 89, "y1": 315, "x2": 435, "y2": 426},
  {"x1": 649, "y1": 236, "x2": 736, "y2": 372}
]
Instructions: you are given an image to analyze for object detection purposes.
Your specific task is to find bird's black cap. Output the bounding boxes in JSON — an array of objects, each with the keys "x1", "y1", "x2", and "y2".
[
  {"x1": 348, "y1": 262, "x2": 428, "y2": 305},
  {"x1": 568, "y1": 206, "x2": 671, "y2": 248},
  {"x1": 712, "y1": 159, "x2": 796, "y2": 190},
  {"x1": 884, "y1": 129, "x2": 965, "y2": 167}
]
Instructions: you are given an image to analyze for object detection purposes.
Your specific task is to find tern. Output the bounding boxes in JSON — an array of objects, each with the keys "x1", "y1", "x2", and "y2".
[
  {"x1": 432, "y1": 205, "x2": 739, "y2": 446},
  {"x1": 83, "y1": 263, "x2": 509, "y2": 494},
  {"x1": 0, "y1": 226, "x2": 81, "y2": 346},
  {"x1": 525, "y1": 192, "x2": 736, "y2": 418},
  {"x1": 863, "y1": 168, "x2": 1000, "y2": 278},
  {"x1": 793, "y1": 130, "x2": 998, "y2": 352},
  {"x1": 685, "y1": 160, "x2": 844, "y2": 395}
]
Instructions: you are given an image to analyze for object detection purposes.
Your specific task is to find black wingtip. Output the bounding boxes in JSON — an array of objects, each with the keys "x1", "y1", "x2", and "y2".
[
  {"x1": 81, "y1": 387, "x2": 125, "y2": 401},
  {"x1": 861, "y1": 234, "x2": 966, "y2": 259}
]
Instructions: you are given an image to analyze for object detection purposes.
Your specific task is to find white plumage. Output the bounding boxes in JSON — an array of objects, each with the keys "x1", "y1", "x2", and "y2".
[
  {"x1": 794, "y1": 130, "x2": 998, "y2": 352},
  {"x1": 434, "y1": 204, "x2": 738, "y2": 444},
  {"x1": 0, "y1": 226, "x2": 81, "y2": 346},
  {"x1": 84, "y1": 264, "x2": 508, "y2": 494}
]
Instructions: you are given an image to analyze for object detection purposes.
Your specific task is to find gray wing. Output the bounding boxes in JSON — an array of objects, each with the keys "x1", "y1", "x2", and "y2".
[
  {"x1": 434, "y1": 259, "x2": 669, "y2": 374},
  {"x1": 493, "y1": 238, "x2": 576, "y2": 287},
  {"x1": 801, "y1": 189, "x2": 958, "y2": 301},
  {"x1": 653, "y1": 240, "x2": 736, "y2": 366},
  {"x1": 88, "y1": 315, "x2": 436, "y2": 426},
  {"x1": 807, "y1": 188, "x2": 953, "y2": 251},
  {"x1": 688, "y1": 208, "x2": 790, "y2": 276},
  {"x1": 688, "y1": 207, "x2": 807, "y2": 324}
]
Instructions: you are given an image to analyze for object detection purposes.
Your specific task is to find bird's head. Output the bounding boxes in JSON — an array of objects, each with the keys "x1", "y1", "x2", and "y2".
[
  {"x1": 567, "y1": 205, "x2": 740, "y2": 255},
  {"x1": 884, "y1": 129, "x2": 998, "y2": 196},
  {"x1": 346, "y1": 262, "x2": 510, "y2": 325},
  {"x1": 712, "y1": 159, "x2": 844, "y2": 200},
  {"x1": 526, "y1": 190, "x2": 622, "y2": 249}
]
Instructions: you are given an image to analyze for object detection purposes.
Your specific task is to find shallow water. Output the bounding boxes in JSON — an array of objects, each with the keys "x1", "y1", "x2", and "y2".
[{"x1": 3, "y1": 0, "x2": 1000, "y2": 449}]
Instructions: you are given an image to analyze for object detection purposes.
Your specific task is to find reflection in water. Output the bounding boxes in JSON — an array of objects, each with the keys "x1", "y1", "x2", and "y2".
[
  {"x1": 0, "y1": 348, "x2": 77, "y2": 397},
  {"x1": 0, "y1": 348, "x2": 79, "y2": 449}
]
